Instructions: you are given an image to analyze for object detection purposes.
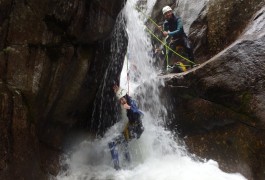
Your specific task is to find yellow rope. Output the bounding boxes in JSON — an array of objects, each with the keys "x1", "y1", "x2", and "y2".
[
  {"x1": 135, "y1": 6, "x2": 196, "y2": 65},
  {"x1": 134, "y1": 6, "x2": 162, "y2": 32},
  {"x1": 145, "y1": 26, "x2": 195, "y2": 65}
]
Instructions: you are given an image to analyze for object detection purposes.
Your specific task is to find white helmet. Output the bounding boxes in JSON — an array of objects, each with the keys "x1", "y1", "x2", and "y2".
[
  {"x1": 116, "y1": 88, "x2": 127, "y2": 99},
  {"x1": 162, "y1": 6, "x2": 172, "y2": 14}
]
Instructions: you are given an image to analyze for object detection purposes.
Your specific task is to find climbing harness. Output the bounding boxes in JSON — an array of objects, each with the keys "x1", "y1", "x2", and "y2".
[{"x1": 123, "y1": 122, "x2": 130, "y2": 141}]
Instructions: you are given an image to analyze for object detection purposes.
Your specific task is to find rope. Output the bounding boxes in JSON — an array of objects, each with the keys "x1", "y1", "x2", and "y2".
[
  {"x1": 135, "y1": 6, "x2": 196, "y2": 65},
  {"x1": 126, "y1": 56, "x2": 130, "y2": 95},
  {"x1": 134, "y1": 6, "x2": 162, "y2": 32},
  {"x1": 145, "y1": 26, "x2": 195, "y2": 65}
]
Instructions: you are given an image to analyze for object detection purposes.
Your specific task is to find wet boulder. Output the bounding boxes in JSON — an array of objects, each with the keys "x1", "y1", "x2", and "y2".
[
  {"x1": 189, "y1": 0, "x2": 265, "y2": 62},
  {"x1": 163, "y1": 6, "x2": 265, "y2": 180},
  {"x1": 0, "y1": 0, "x2": 126, "y2": 179}
]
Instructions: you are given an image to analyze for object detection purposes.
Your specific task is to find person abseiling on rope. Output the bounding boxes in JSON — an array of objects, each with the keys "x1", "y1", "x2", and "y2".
[
  {"x1": 108, "y1": 85, "x2": 144, "y2": 170},
  {"x1": 159, "y1": 5, "x2": 195, "y2": 74}
]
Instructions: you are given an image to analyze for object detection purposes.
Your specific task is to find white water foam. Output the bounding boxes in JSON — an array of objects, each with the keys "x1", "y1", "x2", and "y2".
[{"x1": 56, "y1": 0, "x2": 247, "y2": 180}]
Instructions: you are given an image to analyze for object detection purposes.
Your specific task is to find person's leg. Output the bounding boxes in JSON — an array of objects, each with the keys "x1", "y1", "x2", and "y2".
[
  {"x1": 108, "y1": 141, "x2": 120, "y2": 170},
  {"x1": 136, "y1": 121, "x2": 144, "y2": 139},
  {"x1": 183, "y1": 36, "x2": 195, "y2": 64},
  {"x1": 161, "y1": 45, "x2": 169, "y2": 74},
  {"x1": 121, "y1": 125, "x2": 132, "y2": 163},
  {"x1": 108, "y1": 134, "x2": 126, "y2": 170},
  {"x1": 123, "y1": 141, "x2": 131, "y2": 162}
]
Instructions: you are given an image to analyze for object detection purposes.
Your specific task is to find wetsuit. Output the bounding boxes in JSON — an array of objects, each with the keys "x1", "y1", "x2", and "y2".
[
  {"x1": 163, "y1": 13, "x2": 194, "y2": 70},
  {"x1": 108, "y1": 94, "x2": 144, "y2": 170}
]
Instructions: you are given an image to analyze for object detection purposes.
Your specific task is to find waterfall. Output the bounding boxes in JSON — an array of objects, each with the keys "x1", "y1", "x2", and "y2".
[{"x1": 56, "y1": 0, "x2": 247, "y2": 180}]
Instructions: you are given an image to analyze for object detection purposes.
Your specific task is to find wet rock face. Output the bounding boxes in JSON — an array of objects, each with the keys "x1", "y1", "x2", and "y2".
[
  {"x1": 150, "y1": 0, "x2": 265, "y2": 63},
  {"x1": 189, "y1": 0, "x2": 265, "y2": 62},
  {"x1": 0, "y1": 84, "x2": 46, "y2": 179},
  {"x1": 162, "y1": 6, "x2": 265, "y2": 180},
  {"x1": 0, "y1": 0, "x2": 126, "y2": 179},
  {"x1": 206, "y1": 0, "x2": 265, "y2": 54}
]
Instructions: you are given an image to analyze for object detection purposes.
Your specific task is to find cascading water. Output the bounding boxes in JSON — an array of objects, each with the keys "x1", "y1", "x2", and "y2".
[{"x1": 56, "y1": 0, "x2": 247, "y2": 179}]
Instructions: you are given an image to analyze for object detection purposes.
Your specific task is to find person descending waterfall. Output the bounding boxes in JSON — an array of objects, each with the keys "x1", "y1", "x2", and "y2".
[
  {"x1": 159, "y1": 5, "x2": 195, "y2": 74},
  {"x1": 108, "y1": 85, "x2": 144, "y2": 170}
]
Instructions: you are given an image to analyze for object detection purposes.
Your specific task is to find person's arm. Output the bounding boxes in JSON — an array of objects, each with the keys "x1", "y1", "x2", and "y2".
[
  {"x1": 162, "y1": 22, "x2": 169, "y2": 36},
  {"x1": 168, "y1": 18, "x2": 183, "y2": 36},
  {"x1": 123, "y1": 103, "x2": 131, "y2": 109},
  {"x1": 163, "y1": 21, "x2": 168, "y2": 31},
  {"x1": 129, "y1": 99, "x2": 143, "y2": 114},
  {"x1": 130, "y1": 103, "x2": 139, "y2": 113}
]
